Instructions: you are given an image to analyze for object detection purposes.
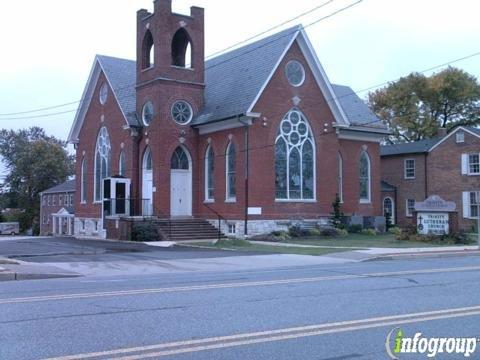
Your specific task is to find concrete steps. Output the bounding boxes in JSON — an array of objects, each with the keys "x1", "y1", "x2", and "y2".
[{"x1": 155, "y1": 218, "x2": 226, "y2": 241}]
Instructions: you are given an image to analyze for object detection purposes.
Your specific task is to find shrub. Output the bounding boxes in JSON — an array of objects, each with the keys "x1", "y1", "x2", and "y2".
[
  {"x1": 444, "y1": 231, "x2": 472, "y2": 245},
  {"x1": 361, "y1": 228, "x2": 377, "y2": 236},
  {"x1": 320, "y1": 228, "x2": 338, "y2": 237},
  {"x1": 251, "y1": 230, "x2": 290, "y2": 242},
  {"x1": 347, "y1": 224, "x2": 363, "y2": 233},
  {"x1": 288, "y1": 225, "x2": 310, "y2": 238},
  {"x1": 309, "y1": 228, "x2": 322, "y2": 236},
  {"x1": 336, "y1": 228, "x2": 348, "y2": 237},
  {"x1": 131, "y1": 222, "x2": 159, "y2": 242},
  {"x1": 271, "y1": 230, "x2": 291, "y2": 240},
  {"x1": 329, "y1": 193, "x2": 344, "y2": 228},
  {"x1": 388, "y1": 227, "x2": 402, "y2": 236}
]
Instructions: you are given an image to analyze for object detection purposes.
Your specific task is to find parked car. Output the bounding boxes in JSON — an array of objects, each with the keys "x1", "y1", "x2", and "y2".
[{"x1": 0, "y1": 222, "x2": 20, "y2": 235}]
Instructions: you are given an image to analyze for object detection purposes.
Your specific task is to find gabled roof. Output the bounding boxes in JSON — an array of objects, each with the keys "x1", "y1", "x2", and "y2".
[
  {"x1": 193, "y1": 26, "x2": 300, "y2": 125},
  {"x1": 69, "y1": 25, "x2": 385, "y2": 142},
  {"x1": 380, "y1": 126, "x2": 480, "y2": 156},
  {"x1": 380, "y1": 137, "x2": 441, "y2": 156},
  {"x1": 41, "y1": 179, "x2": 76, "y2": 194},
  {"x1": 97, "y1": 55, "x2": 138, "y2": 127}
]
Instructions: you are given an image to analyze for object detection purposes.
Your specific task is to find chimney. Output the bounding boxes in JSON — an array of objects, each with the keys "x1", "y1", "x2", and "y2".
[{"x1": 436, "y1": 127, "x2": 447, "y2": 137}]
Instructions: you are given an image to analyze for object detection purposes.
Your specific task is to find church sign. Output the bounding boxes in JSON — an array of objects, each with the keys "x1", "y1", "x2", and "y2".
[{"x1": 414, "y1": 195, "x2": 456, "y2": 235}]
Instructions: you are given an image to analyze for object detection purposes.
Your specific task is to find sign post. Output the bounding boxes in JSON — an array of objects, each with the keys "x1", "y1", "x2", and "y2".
[
  {"x1": 477, "y1": 191, "x2": 480, "y2": 250},
  {"x1": 414, "y1": 195, "x2": 456, "y2": 236}
]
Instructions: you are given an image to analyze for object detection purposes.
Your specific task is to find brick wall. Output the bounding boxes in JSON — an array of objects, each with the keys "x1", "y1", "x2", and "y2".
[{"x1": 40, "y1": 191, "x2": 75, "y2": 235}]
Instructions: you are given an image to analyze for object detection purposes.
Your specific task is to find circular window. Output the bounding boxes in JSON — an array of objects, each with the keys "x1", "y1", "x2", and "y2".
[
  {"x1": 142, "y1": 101, "x2": 154, "y2": 126},
  {"x1": 171, "y1": 100, "x2": 193, "y2": 125},
  {"x1": 285, "y1": 60, "x2": 305, "y2": 87},
  {"x1": 99, "y1": 82, "x2": 108, "y2": 105}
]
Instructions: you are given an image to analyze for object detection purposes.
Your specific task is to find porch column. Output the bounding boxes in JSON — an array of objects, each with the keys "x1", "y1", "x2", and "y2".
[
  {"x1": 52, "y1": 216, "x2": 56, "y2": 235},
  {"x1": 68, "y1": 217, "x2": 72, "y2": 235},
  {"x1": 58, "y1": 216, "x2": 62, "y2": 235}
]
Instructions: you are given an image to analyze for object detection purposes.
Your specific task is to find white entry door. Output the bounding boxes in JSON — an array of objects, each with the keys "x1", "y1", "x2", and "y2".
[
  {"x1": 170, "y1": 170, "x2": 191, "y2": 216},
  {"x1": 142, "y1": 148, "x2": 153, "y2": 216}
]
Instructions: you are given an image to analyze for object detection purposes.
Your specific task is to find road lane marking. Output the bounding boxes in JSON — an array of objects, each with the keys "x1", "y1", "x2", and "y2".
[
  {"x1": 43, "y1": 305, "x2": 480, "y2": 360},
  {"x1": 2, "y1": 265, "x2": 480, "y2": 305}
]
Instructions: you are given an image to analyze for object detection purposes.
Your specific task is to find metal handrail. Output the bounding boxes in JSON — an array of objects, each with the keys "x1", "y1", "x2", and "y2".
[{"x1": 203, "y1": 203, "x2": 226, "y2": 242}]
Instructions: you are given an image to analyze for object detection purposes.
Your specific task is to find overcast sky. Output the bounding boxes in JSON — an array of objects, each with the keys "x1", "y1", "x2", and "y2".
[{"x1": 0, "y1": 0, "x2": 479, "y2": 143}]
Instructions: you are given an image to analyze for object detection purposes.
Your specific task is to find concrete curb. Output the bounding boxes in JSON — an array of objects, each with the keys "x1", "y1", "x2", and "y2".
[{"x1": 366, "y1": 249, "x2": 480, "y2": 261}]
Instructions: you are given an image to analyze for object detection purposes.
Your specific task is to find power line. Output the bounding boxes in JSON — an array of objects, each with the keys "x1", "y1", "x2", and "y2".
[{"x1": 0, "y1": 0, "x2": 341, "y2": 118}]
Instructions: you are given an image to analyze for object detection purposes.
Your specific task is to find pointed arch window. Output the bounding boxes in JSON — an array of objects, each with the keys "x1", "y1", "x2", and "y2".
[
  {"x1": 205, "y1": 145, "x2": 214, "y2": 201},
  {"x1": 171, "y1": 146, "x2": 189, "y2": 170},
  {"x1": 119, "y1": 151, "x2": 126, "y2": 176},
  {"x1": 81, "y1": 157, "x2": 87, "y2": 203},
  {"x1": 226, "y1": 142, "x2": 236, "y2": 201},
  {"x1": 94, "y1": 127, "x2": 111, "y2": 202},
  {"x1": 338, "y1": 153, "x2": 343, "y2": 203},
  {"x1": 171, "y1": 28, "x2": 192, "y2": 68},
  {"x1": 359, "y1": 151, "x2": 371, "y2": 203},
  {"x1": 142, "y1": 30, "x2": 154, "y2": 69},
  {"x1": 275, "y1": 109, "x2": 315, "y2": 200}
]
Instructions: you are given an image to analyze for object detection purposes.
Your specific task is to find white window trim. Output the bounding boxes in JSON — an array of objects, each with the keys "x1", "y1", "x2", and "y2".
[
  {"x1": 456, "y1": 132, "x2": 465, "y2": 143},
  {"x1": 383, "y1": 196, "x2": 395, "y2": 224},
  {"x1": 225, "y1": 142, "x2": 236, "y2": 202},
  {"x1": 93, "y1": 127, "x2": 111, "y2": 204},
  {"x1": 404, "y1": 158, "x2": 415, "y2": 179},
  {"x1": 338, "y1": 153, "x2": 343, "y2": 203},
  {"x1": 463, "y1": 191, "x2": 480, "y2": 219},
  {"x1": 359, "y1": 151, "x2": 371, "y2": 204},
  {"x1": 274, "y1": 109, "x2": 317, "y2": 202},
  {"x1": 204, "y1": 145, "x2": 214, "y2": 202},
  {"x1": 467, "y1": 153, "x2": 480, "y2": 176},
  {"x1": 406, "y1": 199, "x2": 415, "y2": 217},
  {"x1": 80, "y1": 157, "x2": 87, "y2": 204}
]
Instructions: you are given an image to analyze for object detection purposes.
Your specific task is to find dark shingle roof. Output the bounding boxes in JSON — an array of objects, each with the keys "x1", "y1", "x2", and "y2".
[
  {"x1": 41, "y1": 179, "x2": 76, "y2": 194},
  {"x1": 380, "y1": 137, "x2": 442, "y2": 156},
  {"x1": 330, "y1": 84, "x2": 383, "y2": 128},
  {"x1": 467, "y1": 126, "x2": 480, "y2": 136},
  {"x1": 95, "y1": 26, "x2": 382, "y2": 129},
  {"x1": 381, "y1": 181, "x2": 396, "y2": 192},
  {"x1": 97, "y1": 55, "x2": 139, "y2": 127},
  {"x1": 193, "y1": 26, "x2": 300, "y2": 125}
]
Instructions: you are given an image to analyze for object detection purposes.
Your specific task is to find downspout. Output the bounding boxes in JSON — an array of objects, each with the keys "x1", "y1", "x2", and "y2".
[{"x1": 237, "y1": 115, "x2": 250, "y2": 237}]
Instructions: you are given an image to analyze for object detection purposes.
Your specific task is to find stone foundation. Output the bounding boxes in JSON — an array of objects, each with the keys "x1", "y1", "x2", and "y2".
[{"x1": 74, "y1": 217, "x2": 106, "y2": 238}]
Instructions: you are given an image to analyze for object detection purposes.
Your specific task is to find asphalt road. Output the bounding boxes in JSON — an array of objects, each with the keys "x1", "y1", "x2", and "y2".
[
  {"x1": 1, "y1": 253, "x2": 480, "y2": 359},
  {"x1": 0, "y1": 236, "x2": 257, "y2": 262}
]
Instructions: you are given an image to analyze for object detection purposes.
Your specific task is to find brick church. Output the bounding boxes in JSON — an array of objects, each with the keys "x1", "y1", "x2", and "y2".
[{"x1": 67, "y1": 0, "x2": 389, "y2": 239}]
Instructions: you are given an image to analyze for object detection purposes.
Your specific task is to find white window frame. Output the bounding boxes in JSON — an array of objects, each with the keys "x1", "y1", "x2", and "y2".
[
  {"x1": 93, "y1": 127, "x2": 111, "y2": 203},
  {"x1": 404, "y1": 159, "x2": 415, "y2": 179},
  {"x1": 47, "y1": 195, "x2": 51, "y2": 206},
  {"x1": 118, "y1": 151, "x2": 126, "y2": 177},
  {"x1": 406, "y1": 199, "x2": 415, "y2": 217},
  {"x1": 463, "y1": 191, "x2": 479, "y2": 219},
  {"x1": 52, "y1": 195, "x2": 56, "y2": 206},
  {"x1": 468, "y1": 154, "x2": 480, "y2": 175},
  {"x1": 338, "y1": 153, "x2": 343, "y2": 203},
  {"x1": 274, "y1": 109, "x2": 316, "y2": 202},
  {"x1": 227, "y1": 223, "x2": 236, "y2": 235},
  {"x1": 456, "y1": 132, "x2": 465, "y2": 143},
  {"x1": 359, "y1": 151, "x2": 371, "y2": 204},
  {"x1": 204, "y1": 145, "x2": 214, "y2": 202},
  {"x1": 225, "y1": 141, "x2": 236, "y2": 202},
  {"x1": 383, "y1": 197, "x2": 395, "y2": 224},
  {"x1": 81, "y1": 157, "x2": 87, "y2": 203}
]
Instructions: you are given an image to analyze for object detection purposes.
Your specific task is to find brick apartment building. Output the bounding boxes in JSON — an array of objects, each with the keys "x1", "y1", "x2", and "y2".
[
  {"x1": 381, "y1": 126, "x2": 480, "y2": 230},
  {"x1": 39, "y1": 179, "x2": 75, "y2": 236},
  {"x1": 67, "y1": 0, "x2": 389, "y2": 239}
]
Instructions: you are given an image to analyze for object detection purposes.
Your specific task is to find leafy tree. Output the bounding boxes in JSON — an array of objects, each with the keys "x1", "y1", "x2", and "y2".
[
  {"x1": 329, "y1": 193, "x2": 344, "y2": 229},
  {"x1": 0, "y1": 127, "x2": 74, "y2": 232},
  {"x1": 368, "y1": 67, "x2": 480, "y2": 143}
]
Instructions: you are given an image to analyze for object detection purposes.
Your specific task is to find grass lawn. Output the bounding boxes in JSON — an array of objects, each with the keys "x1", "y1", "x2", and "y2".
[
  {"x1": 194, "y1": 239, "x2": 355, "y2": 256},
  {"x1": 279, "y1": 233, "x2": 468, "y2": 248}
]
